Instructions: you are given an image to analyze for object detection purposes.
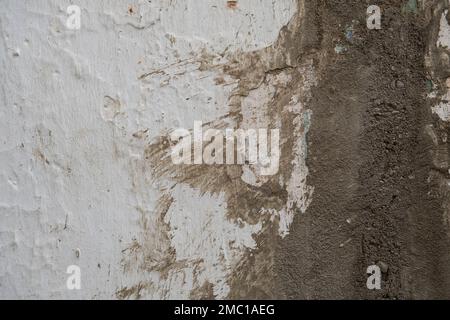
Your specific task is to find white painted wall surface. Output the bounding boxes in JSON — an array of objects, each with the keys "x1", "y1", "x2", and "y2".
[{"x1": 0, "y1": 0, "x2": 298, "y2": 299}]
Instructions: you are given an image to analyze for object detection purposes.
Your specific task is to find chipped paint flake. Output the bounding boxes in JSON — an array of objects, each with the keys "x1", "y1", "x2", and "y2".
[{"x1": 438, "y1": 10, "x2": 450, "y2": 49}]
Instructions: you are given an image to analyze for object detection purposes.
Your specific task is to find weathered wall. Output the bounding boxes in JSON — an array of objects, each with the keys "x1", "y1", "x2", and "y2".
[
  {"x1": 0, "y1": 0, "x2": 301, "y2": 299},
  {"x1": 1, "y1": 0, "x2": 450, "y2": 300}
]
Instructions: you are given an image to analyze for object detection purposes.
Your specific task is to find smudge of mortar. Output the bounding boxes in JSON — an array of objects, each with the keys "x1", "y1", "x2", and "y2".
[
  {"x1": 189, "y1": 281, "x2": 215, "y2": 299},
  {"x1": 118, "y1": 0, "x2": 320, "y2": 299},
  {"x1": 120, "y1": 194, "x2": 175, "y2": 276},
  {"x1": 227, "y1": 1, "x2": 238, "y2": 10},
  {"x1": 116, "y1": 282, "x2": 147, "y2": 300}
]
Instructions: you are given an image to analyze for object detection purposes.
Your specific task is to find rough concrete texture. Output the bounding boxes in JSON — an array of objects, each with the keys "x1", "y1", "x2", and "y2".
[{"x1": 1, "y1": 0, "x2": 450, "y2": 299}]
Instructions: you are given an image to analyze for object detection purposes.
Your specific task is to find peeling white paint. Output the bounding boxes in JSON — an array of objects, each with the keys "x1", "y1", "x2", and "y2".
[
  {"x1": 438, "y1": 10, "x2": 450, "y2": 49},
  {"x1": 432, "y1": 10, "x2": 450, "y2": 123},
  {"x1": 269, "y1": 63, "x2": 316, "y2": 238},
  {"x1": 284, "y1": 62, "x2": 316, "y2": 222},
  {"x1": 432, "y1": 100, "x2": 450, "y2": 122}
]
